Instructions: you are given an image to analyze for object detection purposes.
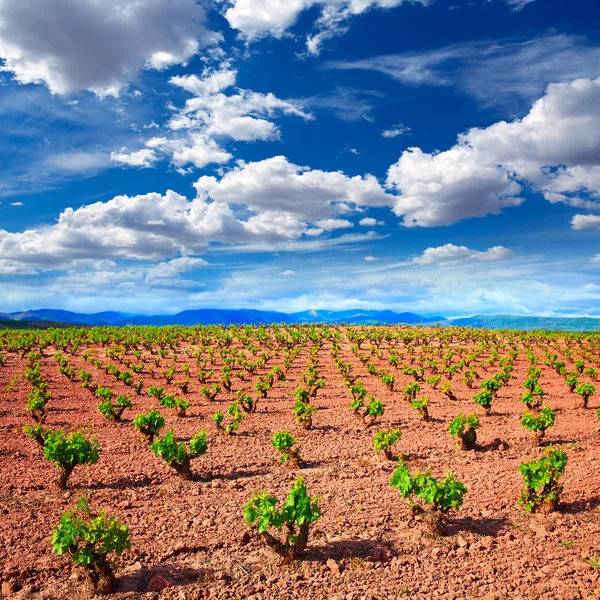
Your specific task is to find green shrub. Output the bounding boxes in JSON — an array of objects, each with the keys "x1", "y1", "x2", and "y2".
[
  {"x1": 481, "y1": 378, "x2": 502, "y2": 397},
  {"x1": 373, "y1": 429, "x2": 402, "y2": 459},
  {"x1": 133, "y1": 409, "x2": 165, "y2": 443},
  {"x1": 565, "y1": 373, "x2": 579, "y2": 393},
  {"x1": 441, "y1": 382, "x2": 456, "y2": 400},
  {"x1": 26, "y1": 388, "x2": 51, "y2": 423},
  {"x1": 575, "y1": 383, "x2": 595, "y2": 408},
  {"x1": 43, "y1": 430, "x2": 100, "y2": 489},
  {"x1": 98, "y1": 394, "x2": 131, "y2": 421},
  {"x1": 403, "y1": 383, "x2": 420, "y2": 402},
  {"x1": 272, "y1": 431, "x2": 300, "y2": 467},
  {"x1": 518, "y1": 447, "x2": 568, "y2": 513},
  {"x1": 201, "y1": 384, "x2": 221, "y2": 402},
  {"x1": 426, "y1": 375, "x2": 442, "y2": 389},
  {"x1": 151, "y1": 429, "x2": 208, "y2": 479},
  {"x1": 448, "y1": 412, "x2": 480, "y2": 450},
  {"x1": 411, "y1": 396, "x2": 430, "y2": 422},
  {"x1": 390, "y1": 460, "x2": 467, "y2": 536},
  {"x1": 294, "y1": 399, "x2": 317, "y2": 430},
  {"x1": 51, "y1": 497, "x2": 130, "y2": 594},
  {"x1": 213, "y1": 402, "x2": 243, "y2": 435},
  {"x1": 521, "y1": 406, "x2": 556, "y2": 444},
  {"x1": 381, "y1": 373, "x2": 396, "y2": 391},
  {"x1": 244, "y1": 477, "x2": 320, "y2": 559},
  {"x1": 351, "y1": 395, "x2": 384, "y2": 427},
  {"x1": 473, "y1": 390, "x2": 493, "y2": 413},
  {"x1": 236, "y1": 390, "x2": 258, "y2": 413}
]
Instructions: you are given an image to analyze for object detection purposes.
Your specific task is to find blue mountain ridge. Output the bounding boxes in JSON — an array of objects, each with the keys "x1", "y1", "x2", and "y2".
[{"x1": 2, "y1": 309, "x2": 599, "y2": 331}]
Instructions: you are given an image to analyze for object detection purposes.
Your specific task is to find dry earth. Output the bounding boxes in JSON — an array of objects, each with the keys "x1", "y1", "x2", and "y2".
[{"x1": 0, "y1": 331, "x2": 599, "y2": 600}]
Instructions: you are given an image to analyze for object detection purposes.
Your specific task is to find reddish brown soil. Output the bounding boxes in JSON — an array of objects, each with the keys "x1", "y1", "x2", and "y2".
[{"x1": 1, "y1": 330, "x2": 599, "y2": 600}]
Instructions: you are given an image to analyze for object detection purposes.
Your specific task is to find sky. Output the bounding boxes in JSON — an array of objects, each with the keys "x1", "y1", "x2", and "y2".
[{"x1": 0, "y1": 0, "x2": 599, "y2": 318}]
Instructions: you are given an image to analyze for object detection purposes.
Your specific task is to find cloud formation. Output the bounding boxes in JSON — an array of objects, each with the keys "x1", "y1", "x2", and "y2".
[
  {"x1": 387, "y1": 77, "x2": 600, "y2": 226},
  {"x1": 112, "y1": 66, "x2": 312, "y2": 171},
  {"x1": 225, "y1": 0, "x2": 432, "y2": 54},
  {"x1": 327, "y1": 35, "x2": 600, "y2": 106},
  {"x1": 0, "y1": 156, "x2": 394, "y2": 274},
  {"x1": 412, "y1": 244, "x2": 514, "y2": 265},
  {"x1": 0, "y1": 0, "x2": 218, "y2": 96}
]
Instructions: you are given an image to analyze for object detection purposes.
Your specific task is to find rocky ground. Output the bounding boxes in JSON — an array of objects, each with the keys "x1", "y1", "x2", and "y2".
[{"x1": 1, "y1": 336, "x2": 599, "y2": 600}]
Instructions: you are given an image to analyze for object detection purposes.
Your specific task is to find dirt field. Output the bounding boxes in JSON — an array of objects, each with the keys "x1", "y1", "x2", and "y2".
[{"x1": 1, "y1": 326, "x2": 599, "y2": 600}]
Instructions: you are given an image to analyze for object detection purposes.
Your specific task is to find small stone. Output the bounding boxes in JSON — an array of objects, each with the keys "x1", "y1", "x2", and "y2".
[
  {"x1": 1, "y1": 581, "x2": 16, "y2": 597},
  {"x1": 148, "y1": 573, "x2": 176, "y2": 591},
  {"x1": 326, "y1": 558, "x2": 343, "y2": 577}
]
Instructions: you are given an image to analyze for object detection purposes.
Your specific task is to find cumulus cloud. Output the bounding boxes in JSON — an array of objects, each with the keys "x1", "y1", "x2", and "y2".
[
  {"x1": 314, "y1": 218, "x2": 354, "y2": 231},
  {"x1": 193, "y1": 156, "x2": 394, "y2": 220},
  {"x1": 0, "y1": 0, "x2": 219, "y2": 96},
  {"x1": 359, "y1": 217, "x2": 384, "y2": 226},
  {"x1": 387, "y1": 77, "x2": 600, "y2": 226},
  {"x1": 572, "y1": 215, "x2": 600, "y2": 230},
  {"x1": 225, "y1": 0, "x2": 431, "y2": 54},
  {"x1": 110, "y1": 148, "x2": 159, "y2": 169},
  {"x1": 115, "y1": 66, "x2": 311, "y2": 172},
  {"x1": 387, "y1": 146, "x2": 523, "y2": 227},
  {"x1": 280, "y1": 270, "x2": 296, "y2": 276},
  {"x1": 0, "y1": 156, "x2": 395, "y2": 273},
  {"x1": 412, "y1": 244, "x2": 514, "y2": 265},
  {"x1": 364, "y1": 255, "x2": 377, "y2": 261}
]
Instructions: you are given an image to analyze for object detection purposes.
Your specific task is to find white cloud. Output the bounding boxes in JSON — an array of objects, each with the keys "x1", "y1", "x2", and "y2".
[
  {"x1": 9, "y1": 202, "x2": 24, "y2": 207},
  {"x1": 359, "y1": 217, "x2": 384, "y2": 226},
  {"x1": 115, "y1": 66, "x2": 311, "y2": 172},
  {"x1": 382, "y1": 124, "x2": 411, "y2": 138},
  {"x1": 572, "y1": 215, "x2": 600, "y2": 230},
  {"x1": 412, "y1": 244, "x2": 514, "y2": 265},
  {"x1": 193, "y1": 156, "x2": 394, "y2": 220},
  {"x1": 0, "y1": 0, "x2": 219, "y2": 96},
  {"x1": 0, "y1": 156, "x2": 396, "y2": 273},
  {"x1": 110, "y1": 148, "x2": 159, "y2": 169},
  {"x1": 280, "y1": 270, "x2": 296, "y2": 276},
  {"x1": 387, "y1": 77, "x2": 600, "y2": 226},
  {"x1": 591, "y1": 255, "x2": 600, "y2": 264},
  {"x1": 387, "y1": 145, "x2": 524, "y2": 227},
  {"x1": 225, "y1": 0, "x2": 432, "y2": 54},
  {"x1": 314, "y1": 218, "x2": 354, "y2": 231},
  {"x1": 364, "y1": 255, "x2": 377, "y2": 261}
]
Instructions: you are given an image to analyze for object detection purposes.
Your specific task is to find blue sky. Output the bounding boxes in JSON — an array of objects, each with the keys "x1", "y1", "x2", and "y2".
[{"x1": 0, "y1": 0, "x2": 599, "y2": 317}]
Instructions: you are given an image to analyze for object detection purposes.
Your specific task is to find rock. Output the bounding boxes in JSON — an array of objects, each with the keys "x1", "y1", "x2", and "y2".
[
  {"x1": 2, "y1": 581, "x2": 17, "y2": 597},
  {"x1": 148, "y1": 573, "x2": 176, "y2": 591},
  {"x1": 457, "y1": 536, "x2": 469, "y2": 548},
  {"x1": 240, "y1": 531, "x2": 251, "y2": 546},
  {"x1": 326, "y1": 559, "x2": 343, "y2": 577}
]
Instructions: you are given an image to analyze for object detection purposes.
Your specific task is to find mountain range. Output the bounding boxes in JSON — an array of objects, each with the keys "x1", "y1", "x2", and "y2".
[{"x1": 1, "y1": 308, "x2": 599, "y2": 331}]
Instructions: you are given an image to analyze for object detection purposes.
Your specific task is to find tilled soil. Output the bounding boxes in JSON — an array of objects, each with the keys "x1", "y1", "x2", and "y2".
[{"x1": 1, "y1": 333, "x2": 599, "y2": 600}]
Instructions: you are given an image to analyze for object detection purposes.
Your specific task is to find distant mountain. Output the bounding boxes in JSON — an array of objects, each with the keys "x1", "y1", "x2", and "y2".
[
  {"x1": 450, "y1": 315, "x2": 600, "y2": 332},
  {"x1": 8, "y1": 309, "x2": 126, "y2": 326},
  {"x1": 2, "y1": 308, "x2": 598, "y2": 331},
  {"x1": 0, "y1": 307, "x2": 447, "y2": 327},
  {"x1": 291, "y1": 309, "x2": 445, "y2": 325}
]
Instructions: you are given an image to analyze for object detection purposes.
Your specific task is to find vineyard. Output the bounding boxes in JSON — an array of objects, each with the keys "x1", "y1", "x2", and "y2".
[{"x1": 0, "y1": 324, "x2": 599, "y2": 599}]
